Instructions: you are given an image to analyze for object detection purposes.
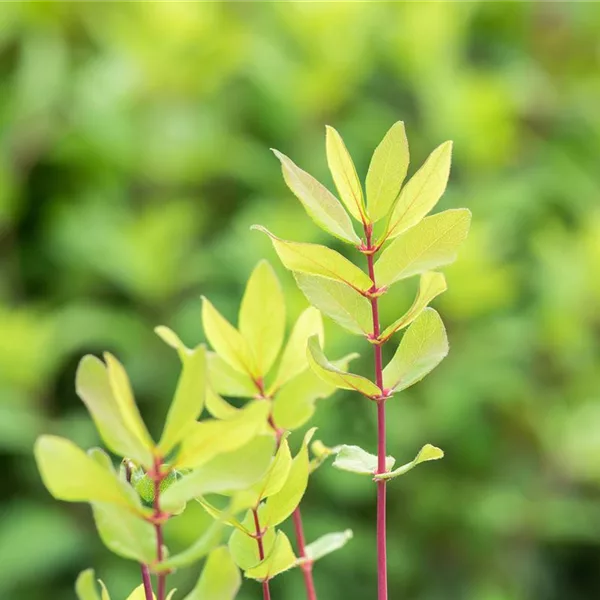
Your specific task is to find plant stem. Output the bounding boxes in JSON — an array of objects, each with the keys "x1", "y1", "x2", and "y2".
[
  {"x1": 252, "y1": 507, "x2": 272, "y2": 600},
  {"x1": 365, "y1": 226, "x2": 388, "y2": 600},
  {"x1": 293, "y1": 507, "x2": 317, "y2": 600},
  {"x1": 153, "y1": 457, "x2": 166, "y2": 600},
  {"x1": 140, "y1": 565, "x2": 154, "y2": 600}
]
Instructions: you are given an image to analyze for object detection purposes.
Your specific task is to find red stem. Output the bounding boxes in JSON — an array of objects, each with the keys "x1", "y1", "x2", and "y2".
[
  {"x1": 252, "y1": 507, "x2": 272, "y2": 600},
  {"x1": 153, "y1": 457, "x2": 166, "y2": 600},
  {"x1": 140, "y1": 565, "x2": 154, "y2": 600},
  {"x1": 365, "y1": 226, "x2": 388, "y2": 600},
  {"x1": 293, "y1": 508, "x2": 317, "y2": 600}
]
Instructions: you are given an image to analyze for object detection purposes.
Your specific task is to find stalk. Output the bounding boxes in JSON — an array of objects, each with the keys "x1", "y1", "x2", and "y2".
[
  {"x1": 152, "y1": 457, "x2": 167, "y2": 600},
  {"x1": 364, "y1": 225, "x2": 388, "y2": 600},
  {"x1": 252, "y1": 507, "x2": 272, "y2": 600}
]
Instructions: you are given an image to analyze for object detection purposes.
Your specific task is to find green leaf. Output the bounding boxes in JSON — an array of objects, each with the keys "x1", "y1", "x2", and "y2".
[
  {"x1": 263, "y1": 429, "x2": 315, "y2": 527},
  {"x1": 271, "y1": 307, "x2": 323, "y2": 392},
  {"x1": 156, "y1": 522, "x2": 223, "y2": 571},
  {"x1": 75, "y1": 569, "x2": 101, "y2": 600},
  {"x1": 366, "y1": 121, "x2": 409, "y2": 223},
  {"x1": 197, "y1": 498, "x2": 249, "y2": 534},
  {"x1": 76, "y1": 355, "x2": 154, "y2": 467},
  {"x1": 383, "y1": 140, "x2": 453, "y2": 241},
  {"x1": 87, "y1": 447, "x2": 115, "y2": 474},
  {"x1": 205, "y1": 387, "x2": 240, "y2": 420},
  {"x1": 229, "y1": 506, "x2": 276, "y2": 571},
  {"x1": 325, "y1": 125, "x2": 366, "y2": 223},
  {"x1": 162, "y1": 436, "x2": 276, "y2": 511},
  {"x1": 239, "y1": 260, "x2": 286, "y2": 378},
  {"x1": 104, "y1": 353, "x2": 154, "y2": 455},
  {"x1": 175, "y1": 401, "x2": 270, "y2": 470},
  {"x1": 307, "y1": 336, "x2": 381, "y2": 398},
  {"x1": 379, "y1": 272, "x2": 447, "y2": 342},
  {"x1": 208, "y1": 352, "x2": 257, "y2": 397},
  {"x1": 154, "y1": 325, "x2": 190, "y2": 361},
  {"x1": 91, "y1": 502, "x2": 156, "y2": 563},
  {"x1": 304, "y1": 530, "x2": 353, "y2": 563},
  {"x1": 273, "y1": 149, "x2": 360, "y2": 244},
  {"x1": 375, "y1": 208, "x2": 471, "y2": 289},
  {"x1": 374, "y1": 444, "x2": 444, "y2": 481},
  {"x1": 252, "y1": 226, "x2": 373, "y2": 293},
  {"x1": 245, "y1": 531, "x2": 297, "y2": 581},
  {"x1": 252, "y1": 437, "x2": 292, "y2": 501},
  {"x1": 294, "y1": 273, "x2": 372, "y2": 336},
  {"x1": 99, "y1": 582, "x2": 111, "y2": 600},
  {"x1": 183, "y1": 547, "x2": 241, "y2": 600},
  {"x1": 159, "y1": 344, "x2": 206, "y2": 454},
  {"x1": 126, "y1": 585, "x2": 154, "y2": 600},
  {"x1": 34, "y1": 435, "x2": 141, "y2": 510},
  {"x1": 382, "y1": 308, "x2": 448, "y2": 393},
  {"x1": 202, "y1": 297, "x2": 257, "y2": 377},
  {"x1": 332, "y1": 444, "x2": 395, "y2": 475}
]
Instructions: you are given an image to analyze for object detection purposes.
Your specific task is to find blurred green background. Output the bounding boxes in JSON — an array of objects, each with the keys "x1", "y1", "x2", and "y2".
[{"x1": 2, "y1": 2, "x2": 600, "y2": 599}]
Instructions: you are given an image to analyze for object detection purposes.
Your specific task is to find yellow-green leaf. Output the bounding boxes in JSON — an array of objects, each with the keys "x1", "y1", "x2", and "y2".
[
  {"x1": 273, "y1": 149, "x2": 360, "y2": 244},
  {"x1": 229, "y1": 506, "x2": 276, "y2": 571},
  {"x1": 263, "y1": 429, "x2": 315, "y2": 527},
  {"x1": 383, "y1": 140, "x2": 453, "y2": 241},
  {"x1": 126, "y1": 585, "x2": 154, "y2": 600},
  {"x1": 76, "y1": 355, "x2": 154, "y2": 467},
  {"x1": 382, "y1": 308, "x2": 448, "y2": 393},
  {"x1": 307, "y1": 336, "x2": 381, "y2": 398},
  {"x1": 304, "y1": 530, "x2": 353, "y2": 563},
  {"x1": 379, "y1": 272, "x2": 447, "y2": 342},
  {"x1": 162, "y1": 436, "x2": 275, "y2": 511},
  {"x1": 294, "y1": 273, "x2": 372, "y2": 336},
  {"x1": 253, "y1": 226, "x2": 373, "y2": 293},
  {"x1": 75, "y1": 569, "x2": 101, "y2": 600},
  {"x1": 239, "y1": 260, "x2": 286, "y2": 378},
  {"x1": 175, "y1": 401, "x2": 270, "y2": 470},
  {"x1": 374, "y1": 444, "x2": 444, "y2": 481},
  {"x1": 183, "y1": 547, "x2": 241, "y2": 600},
  {"x1": 208, "y1": 352, "x2": 257, "y2": 397},
  {"x1": 325, "y1": 125, "x2": 366, "y2": 223},
  {"x1": 245, "y1": 531, "x2": 297, "y2": 581},
  {"x1": 366, "y1": 121, "x2": 409, "y2": 223},
  {"x1": 332, "y1": 444, "x2": 395, "y2": 475},
  {"x1": 375, "y1": 209, "x2": 471, "y2": 289},
  {"x1": 252, "y1": 437, "x2": 292, "y2": 502},
  {"x1": 159, "y1": 344, "x2": 206, "y2": 454},
  {"x1": 34, "y1": 435, "x2": 140, "y2": 510},
  {"x1": 270, "y1": 307, "x2": 323, "y2": 392},
  {"x1": 154, "y1": 325, "x2": 190, "y2": 361},
  {"x1": 205, "y1": 387, "x2": 240, "y2": 420},
  {"x1": 202, "y1": 297, "x2": 257, "y2": 377}
]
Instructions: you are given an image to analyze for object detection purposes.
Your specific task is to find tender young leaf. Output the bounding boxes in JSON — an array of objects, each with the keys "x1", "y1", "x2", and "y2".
[
  {"x1": 208, "y1": 352, "x2": 257, "y2": 398},
  {"x1": 263, "y1": 429, "x2": 315, "y2": 527},
  {"x1": 75, "y1": 569, "x2": 101, "y2": 600},
  {"x1": 183, "y1": 547, "x2": 241, "y2": 600},
  {"x1": 379, "y1": 272, "x2": 447, "y2": 342},
  {"x1": 104, "y1": 353, "x2": 154, "y2": 454},
  {"x1": 229, "y1": 507, "x2": 276, "y2": 571},
  {"x1": 34, "y1": 435, "x2": 141, "y2": 509},
  {"x1": 252, "y1": 437, "x2": 292, "y2": 501},
  {"x1": 156, "y1": 522, "x2": 223, "y2": 571},
  {"x1": 273, "y1": 353, "x2": 357, "y2": 431},
  {"x1": 239, "y1": 261, "x2": 286, "y2": 378},
  {"x1": 92, "y1": 502, "x2": 156, "y2": 563},
  {"x1": 159, "y1": 344, "x2": 206, "y2": 454},
  {"x1": 271, "y1": 307, "x2": 324, "y2": 392},
  {"x1": 383, "y1": 141, "x2": 453, "y2": 241},
  {"x1": 76, "y1": 355, "x2": 154, "y2": 467},
  {"x1": 332, "y1": 444, "x2": 395, "y2": 475},
  {"x1": 202, "y1": 297, "x2": 257, "y2": 377},
  {"x1": 325, "y1": 125, "x2": 366, "y2": 223},
  {"x1": 162, "y1": 436, "x2": 275, "y2": 511},
  {"x1": 197, "y1": 498, "x2": 249, "y2": 534},
  {"x1": 205, "y1": 387, "x2": 240, "y2": 420},
  {"x1": 273, "y1": 149, "x2": 360, "y2": 244},
  {"x1": 252, "y1": 226, "x2": 373, "y2": 293},
  {"x1": 366, "y1": 121, "x2": 409, "y2": 223},
  {"x1": 245, "y1": 531, "x2": 297, "y2": 581},
  {"x1": 382, "y1": 308, "x2": 448, "y2": 393},
  {"x1": 375, "y1": 209, "x2": 471, "y2": 289},
  {"x1": 294, "y1": 273, "x2": 372, "y2": 336},
  {"x1": 88, "y1": 447, "x2": 115, "y2": 474},
  {"x1": 126, "y1": 585, "x2": 154, "y2": 600},
  {"x1": 155, "y1": 325, "x2": 190, "y2": 360},
  {"x1": 304, "y1": 530, "x2": 353, "y2": 563},
  {"x1": 307, "y1": 336, "x2": 381, "y2": 398},
  {"x1": 374, "y1": 444, "x2": 444, "y2": 481},
  {"x1": 175, "y1": 401, "x2": 270, "y2": 470}
]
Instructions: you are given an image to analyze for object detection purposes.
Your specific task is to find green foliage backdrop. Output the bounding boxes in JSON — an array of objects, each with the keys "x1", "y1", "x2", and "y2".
[{"x1": 1, "y1": 2, "x2": 600, "y2": 599}]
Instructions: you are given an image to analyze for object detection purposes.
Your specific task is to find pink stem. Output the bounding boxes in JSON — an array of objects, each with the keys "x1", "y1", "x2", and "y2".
[
  {"x1": 293, "y1": 508, "x2": 317, "y2": 600},
  {"x1": 252, "y1": 507, "x2": 272, "y2": 600},
  {"x1": 153, "y1": 458, "x2": 166, "y2": 600},
  {"x1": 140, "y1": 565, "x2": 154, "y2": 600}
]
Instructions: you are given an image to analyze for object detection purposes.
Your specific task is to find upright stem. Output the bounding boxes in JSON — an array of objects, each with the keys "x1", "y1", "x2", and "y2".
[
  {"x1": 152, "y1": 457, "x2": 166, "y2": 600},
  {"x1": 365, "y1": 226, "x2": 388, "y2": 600},
  {"x1": 140, "y1": 565, "x2": 154, "y2": 600},
  {"x1": 252, "y1": 507, "x2": 272, "y2": 600},
  {"x1": 293, "y1": 508, "x2": 317, "y2": 600}
]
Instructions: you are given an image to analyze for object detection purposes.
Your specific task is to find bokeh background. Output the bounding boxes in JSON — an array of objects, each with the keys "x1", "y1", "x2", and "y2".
[{"x1": 2, "y1": 2, "x2": 600, "y2": 599}]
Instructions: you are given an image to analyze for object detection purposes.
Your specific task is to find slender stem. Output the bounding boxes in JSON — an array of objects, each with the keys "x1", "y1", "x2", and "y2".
[
  {"x1": 252, "y1": 507, "x2": 272, "y2": 600},
  {"x1": 365, "y1": 226, "x2": 388, "y2": 600},
  {"x1": 140, "y1": 565, "x2": 154, "y2": 600},
  {"x1": 153, "y1": 457, "x2": 166, "y2": 600},
  {"x1": 293, "y1": 508, "x2": 317, "y2": 600}
]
